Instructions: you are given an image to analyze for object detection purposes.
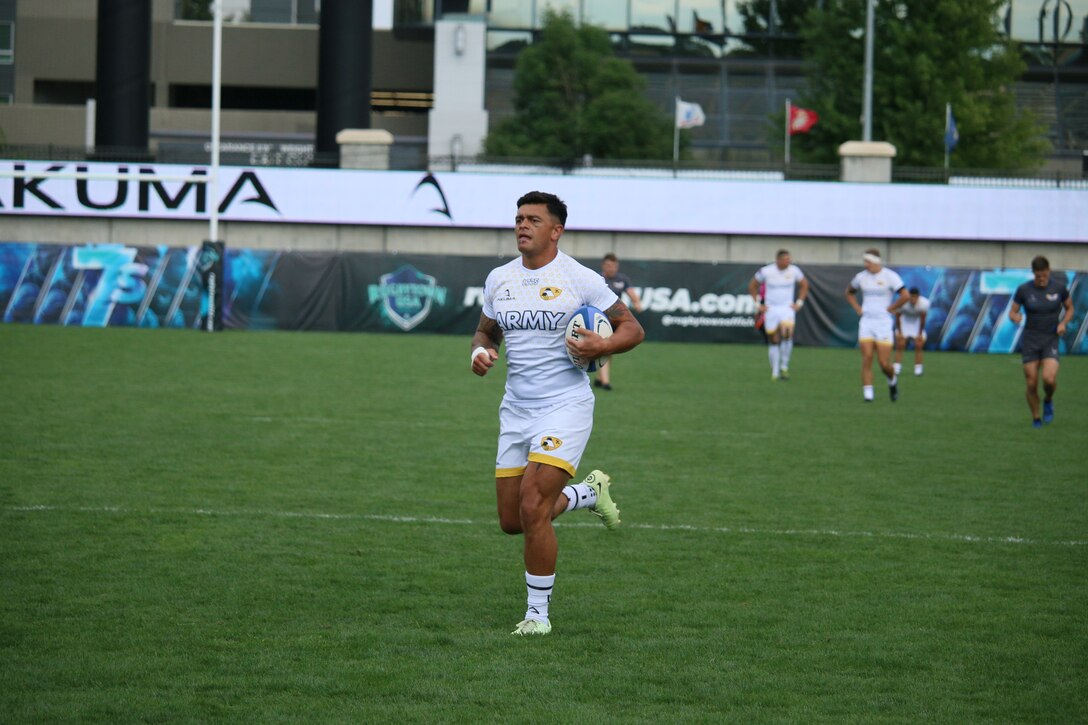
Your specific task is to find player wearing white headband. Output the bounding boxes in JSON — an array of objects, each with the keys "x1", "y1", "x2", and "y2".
[{"x1": 845, "y1": 249, "x2": 909, "y2": 402}]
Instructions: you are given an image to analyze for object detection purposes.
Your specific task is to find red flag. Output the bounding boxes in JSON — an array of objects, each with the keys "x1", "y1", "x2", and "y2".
[{"x1": 788, "y1": 105, "x2": 819, "y2": 135}]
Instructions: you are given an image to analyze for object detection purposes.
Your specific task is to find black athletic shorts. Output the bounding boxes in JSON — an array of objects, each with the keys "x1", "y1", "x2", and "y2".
[{"x1": 1021, "y1": 331, "x2": 1060, "y2": 364}]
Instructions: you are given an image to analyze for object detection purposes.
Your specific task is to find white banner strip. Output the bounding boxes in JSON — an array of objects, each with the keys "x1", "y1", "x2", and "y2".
[{"x1": 1, "y1": 160, "x2": 1084, "y2": 243}]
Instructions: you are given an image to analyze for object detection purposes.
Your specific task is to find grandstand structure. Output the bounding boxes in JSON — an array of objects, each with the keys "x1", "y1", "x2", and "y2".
[{"x1": 0, "y1": 1, "x2": 1084, "y2": 172}]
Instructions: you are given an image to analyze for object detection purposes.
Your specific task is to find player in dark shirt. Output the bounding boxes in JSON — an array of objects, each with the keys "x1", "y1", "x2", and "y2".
[
  {"x1": 1008, "y1": 256, "x2": 1074, "y2": 428},
  {"x1": 596, "y1": 253, "x2": 643, "y2": 391}
]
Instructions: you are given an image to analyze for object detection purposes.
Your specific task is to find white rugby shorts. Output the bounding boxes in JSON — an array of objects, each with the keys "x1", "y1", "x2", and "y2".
[
  {"x1": 858, "y1": 315, "x2": 895, "y2": 345},
  {"x1": 898, "y1": 318, "x2": 925, "y2": 339},
  {"x1": 495, "y1": 395, "x2": 594, "y2": 479},
  {"x1": 763, "y1": 304, "x2": 796, "y2": 334}
]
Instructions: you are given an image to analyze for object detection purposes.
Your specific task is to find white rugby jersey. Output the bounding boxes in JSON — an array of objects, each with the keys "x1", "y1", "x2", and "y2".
[
  {"x1": 482, "y1": 250, "x2": 618, "y2": 406},
  {"x1": 754, "y1": 263, "x2": 805, "y2": 307},
  {"x1": 898, "y1": 295, "x2": 930, "y2": 321},
  {"x1": 849, "y1": 267, "x2": 905, "y2": 318}
]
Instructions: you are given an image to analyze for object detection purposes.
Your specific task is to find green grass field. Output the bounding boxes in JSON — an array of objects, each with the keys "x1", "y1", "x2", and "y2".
[{"x1": 2, "y1": 325, "x2": 1085, "y2": 723}]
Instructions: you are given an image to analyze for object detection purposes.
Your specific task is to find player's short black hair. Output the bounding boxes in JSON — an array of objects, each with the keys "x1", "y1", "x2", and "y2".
[
  {"x1": 1031, "y1": 255, "x2": 1049, "y2": 272},
  {"x1": 776, "y1": 249, "x2": 790, "y2": 258},
  {"x1": 909, "y1": 287, "x2": 920, "y2": 295},
  {"x1": 517, "y1": 191, "x2": 568, "y2": 226},
  {"x1": 603, "y1": 252, "x2": 618, "y2": 263}
]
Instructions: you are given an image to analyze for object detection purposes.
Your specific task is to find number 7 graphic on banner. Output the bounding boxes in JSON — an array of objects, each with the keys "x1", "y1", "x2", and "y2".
[{"x1": 71, "y1": 245, "x2": 148, "y2": 327}]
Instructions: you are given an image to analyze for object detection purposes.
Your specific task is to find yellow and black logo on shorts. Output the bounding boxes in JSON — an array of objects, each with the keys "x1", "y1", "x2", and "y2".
[
  {"x1": 540, "y1": 287, "x2": 563, "y2": 301},
  {"x1": 540, "y1": 436, "x2": 563, "y2": 451}
]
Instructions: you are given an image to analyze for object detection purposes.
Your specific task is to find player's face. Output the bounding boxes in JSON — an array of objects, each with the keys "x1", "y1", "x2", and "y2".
[
  {"x1": 602, "y1": 260, "x2": 618, "y2": 277},
  {"x1": 864, "y1": 259, "x2": 881, "y2": 273},
  {"x1": 515, "y1": 204, "x2": 561, "y2": 257},
  {"x1": 909, "y1": 292, "x2": 919, "y2": 305},
  {"x1": 1033, "y1": 268, "x2": 1050, "y2": 287},
  {"x1": 776, "y1": 254, "x2": 791, "y2": 269}
]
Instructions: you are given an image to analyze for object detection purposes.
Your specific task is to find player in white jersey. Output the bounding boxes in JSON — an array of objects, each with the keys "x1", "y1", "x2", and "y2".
[
  {"x1": 748, "y1": 249, "x2": 809, "y2": 380},
  {"x1": 845, "y1": 249, "x2": 909, "y2": 402},
  {"x1": 894, "y1": 288, "x2": 930, "y2": 377},
  {"x1": 470, "y1": 191, "x2": 645, "y2": 636}
]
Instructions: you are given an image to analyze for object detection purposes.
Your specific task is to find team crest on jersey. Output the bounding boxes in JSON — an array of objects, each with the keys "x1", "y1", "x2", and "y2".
[
  {"x1": 1047, "y1": 293, "x2": 1059, "y2": 301},
  {"x1": 540, "y1": 436, "x2": 563, "y2": 451},
  {"x1": 540, "y1": 286, "x2": 563, "y2": 301}
]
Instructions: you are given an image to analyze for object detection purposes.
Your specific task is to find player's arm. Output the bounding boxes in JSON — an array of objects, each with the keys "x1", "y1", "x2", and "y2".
[
  {"x1": 793, "y1": 276, "x2": 810, "y2": 311},
  {"x1": 748, "y1": 277, "x2": 764, "y2": 311},
  {"x1": 845, "y1": 285, "x2": 862, "y2": 315},
  {"x1": 625, "y1": 285, "x2": 644, "y2": 314},
  {"x1": 568, "y1": 301, "x2": 645, "y2": 362},
  {"x1": 1008, "y1": 299, "x2": 1023, "y2": 325},
  {"x1": 470, "y1": 314, "x2": 503, "y2": 376},
  {"x1": 1057, "y1": 295, "x2": 1073, "y2": 336},
  {"x1": 887, "y1": 287, "x2": 909, "y2": 313}
]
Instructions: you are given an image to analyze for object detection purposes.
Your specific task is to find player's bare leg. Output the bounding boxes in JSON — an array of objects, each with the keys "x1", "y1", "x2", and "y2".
[
  {"x1": 876, "y1": 342, "x2": 898, "y2": 401},
  {"x1": 500, "y1": 463, "x2": 569, "y2": 635},
  {"x1": 1040, "y1": 358, "x2": 1058, "y2": 423},
  {"x1": 768, "y1": 328, "x2": 783, "y2": 379},
  {"x1": 595, "y1": 359, "x2": 612, "y2": 390},
  {"x1": 893, "y1": 334, "x2": 906, "y2": 375},
  {"x1": 1023, "y1": 361, "x2": 1042, "y2": 425},
  {"x1": 779, "y1": 322, "x2": 795, "y2": 379},
  {"x1": 859, "y1": 339, "x2": 875, "y2": 401}
]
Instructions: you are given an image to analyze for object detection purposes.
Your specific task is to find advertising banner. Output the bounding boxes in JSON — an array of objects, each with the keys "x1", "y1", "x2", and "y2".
[
  {"x1": 199, "y1": 240, "x2": 225, "y2": 332},
  {"x1": 2, "y1": 242, "x2": 1086, "y2": 355},
  {"x1": 1, "y1": 161, "x2": 1085, "y2": 243}
]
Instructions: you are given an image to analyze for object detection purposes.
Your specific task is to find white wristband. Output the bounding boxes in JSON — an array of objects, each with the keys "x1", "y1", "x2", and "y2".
[
  {"x1": 471, "y1": 346, "x2": 488, "y2": 366},
  {"x1": 796, "y1": 299, "x2": 805, "y2": 308}
]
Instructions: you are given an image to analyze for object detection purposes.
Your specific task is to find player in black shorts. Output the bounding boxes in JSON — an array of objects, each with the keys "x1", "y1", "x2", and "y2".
[{"x1": 1008, "y1": 256, "x2": 1074, "y2": 428}]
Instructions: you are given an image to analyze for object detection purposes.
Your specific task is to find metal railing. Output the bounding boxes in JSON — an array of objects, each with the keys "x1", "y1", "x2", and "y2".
[{"x1": 1, "y1": 144, "x2": 1083, "y2": 188}]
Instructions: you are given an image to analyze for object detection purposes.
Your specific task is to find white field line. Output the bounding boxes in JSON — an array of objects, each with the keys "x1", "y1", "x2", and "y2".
[{"x1": 5, "y1": 504, "x2": 1086, "y2": 547}]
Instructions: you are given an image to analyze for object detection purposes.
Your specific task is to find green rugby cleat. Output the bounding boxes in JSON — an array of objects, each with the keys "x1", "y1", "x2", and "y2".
[
  {"x1": 582, "y1": 469, "x2": 620, "y2": 530},
  {"x1": 511, "y1": 618, "x2": 552, "y2": 636}
]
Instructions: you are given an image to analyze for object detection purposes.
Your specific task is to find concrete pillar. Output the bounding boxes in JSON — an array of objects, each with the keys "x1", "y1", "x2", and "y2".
[
  {"x1": 337, "y1": 129, "x2": 393, "y2": 169},
  {"x1": 316, "y1": 0, "x2": 374, "y2": 157},
  {"x1": 838, "y1": 141, "x2": 897, "y2": 183},
  {"x1": 428, "y1": 16, "x2": 489, "y2": 170},
  {"x1": 95, "y1": 0, "x2": 152, "y2": 152}
]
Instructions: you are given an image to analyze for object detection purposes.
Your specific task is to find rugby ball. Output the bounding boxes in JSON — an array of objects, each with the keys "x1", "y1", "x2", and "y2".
[{"x1": 565, "y1": 305, "x2": 613, "y2": 372}]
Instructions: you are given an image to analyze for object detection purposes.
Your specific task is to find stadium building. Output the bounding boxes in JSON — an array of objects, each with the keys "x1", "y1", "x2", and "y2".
[{"x1": 0, "y1": 0, "x2": 1085, "y2": 173}]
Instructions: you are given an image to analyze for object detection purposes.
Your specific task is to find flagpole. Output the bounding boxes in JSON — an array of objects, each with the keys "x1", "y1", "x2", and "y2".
[
  {"x1": 673, "y1": 95, "x2": 680, "y2": 171},
  {"x1": 943, "y1": 102, "x2": 950, "y2": 171},
  {"x1": 862, "y1": 0, "x2": 874, "y2": 141},
  {"x1": 785, "y1": 98, "x2": 791, "y2": 166}
]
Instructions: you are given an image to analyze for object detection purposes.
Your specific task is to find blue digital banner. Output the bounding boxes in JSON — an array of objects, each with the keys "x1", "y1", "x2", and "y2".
[{"x1": 1, "y1": 242, "x2": 1084, "y2": 355}]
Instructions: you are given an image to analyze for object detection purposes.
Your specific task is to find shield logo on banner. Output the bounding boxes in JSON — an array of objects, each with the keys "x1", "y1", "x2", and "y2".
[{"x1": 377, "y1": 265, "x2": 438, "y2": 331}]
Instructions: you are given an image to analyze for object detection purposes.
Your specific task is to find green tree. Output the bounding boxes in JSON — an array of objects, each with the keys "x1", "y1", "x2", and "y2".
[
  {"x1": 179, "y1": 0, "x2": 212, "y2": 21},
  {"x1": 786, "y1": 0, "x2": 1048, "y2": 168},
  {"x1": 485, "y1": 10, "x2": 676, "y2": 162}
]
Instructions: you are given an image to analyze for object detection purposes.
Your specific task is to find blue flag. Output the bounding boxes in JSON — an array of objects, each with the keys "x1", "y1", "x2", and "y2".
[{"x1": 945, "y1": 105, "x2": 959, "y2": 153}]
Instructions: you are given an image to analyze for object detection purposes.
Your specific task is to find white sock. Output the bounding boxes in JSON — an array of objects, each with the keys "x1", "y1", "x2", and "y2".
[
  {"x1": 893, "y1": 362, "x2": 902, "y2": 375},
  {"x1": 914, "y1": 364, "x2": 923, "y2": 375},
  {"x1": 525, "y1": 572, "x2": 554, "y2": 622},
  {"x1": 863, "y1": 385, "x2": 874, "y2": 401},
  {"x1": 888, "y1": 374, "x2": 898, "y2": 386},
  {"x1": 561, "y1": 482, "x2": 598, "y2": 512},
  {"x1": 780, "y1": 339, "x2": 793, "y2": 369},
  {"x1": 768, "y1": 345, "x2": 780, "y2": 375}
]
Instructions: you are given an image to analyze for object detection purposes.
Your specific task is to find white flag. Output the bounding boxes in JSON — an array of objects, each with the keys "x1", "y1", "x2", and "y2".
[{"x1": 675, "y1": 99, "x2": 706, "y2": 129}]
